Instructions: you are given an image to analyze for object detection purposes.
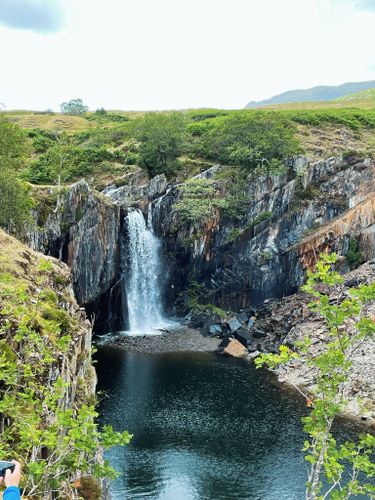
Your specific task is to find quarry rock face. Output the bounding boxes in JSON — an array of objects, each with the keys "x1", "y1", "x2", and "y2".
[
  {"x1": 26, "y1": 155, "x2": 375, "y2": 337},
  {"x1": 26, "y1": 180, "x2": 122, "y2": 330},
  {"x1": 153, "y1": 155, "x2": 375, "y2": 312}
]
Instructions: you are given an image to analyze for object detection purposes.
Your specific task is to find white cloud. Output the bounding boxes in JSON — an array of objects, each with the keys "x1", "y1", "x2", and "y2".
[{"x1": 0, "y1": 0, "x2": 374, "y2": 110}]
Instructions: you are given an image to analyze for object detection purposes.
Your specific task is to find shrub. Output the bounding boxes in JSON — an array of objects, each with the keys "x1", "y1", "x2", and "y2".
[
  {"x1": 0, "y1": 252, "x2": 132, "y2": 498},
  {"x1": 345, "y1": 237, "x2": 364, "y2": 269},
  {"x1": 135, "y1": 112, "x2": 186, "y2": 177},
  {"x1": 174, "y1": 178, "x2": 228, "y2": 224},
  {"x1": 25, "y1": 145, "x2": 116, "y2": 184},
  {"x1": 193, "y1": 111, "x2": 301, "y2": 170},
  {"x1": 0, "y1": 172, "x2": 33, "y2": 230}
]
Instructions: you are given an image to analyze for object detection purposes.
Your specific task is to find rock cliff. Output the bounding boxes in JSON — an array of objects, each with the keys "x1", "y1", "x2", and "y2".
[
  {"x1": 24, "y1": 155, "x2": 375, "y2": 338},
  {"x1": 26, "y1": 180, "x2": 122, "y2": 331},
  {"x1": 152, "y1": 155, "x2": 375, "y2": 313}
]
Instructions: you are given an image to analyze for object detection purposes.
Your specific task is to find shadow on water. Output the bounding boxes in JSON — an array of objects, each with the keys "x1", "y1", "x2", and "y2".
[{"x1": 96, "y1": 345, "x2": 367, "y2": 500}]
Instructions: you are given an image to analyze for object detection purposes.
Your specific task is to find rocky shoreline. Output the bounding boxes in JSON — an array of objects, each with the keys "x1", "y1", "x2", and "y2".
[
  {"x1": 96, "y1": 325, "x2": 221, "y2": 353},
  {"x1": 189, "y1": 260, "x2": 375, "y2": 426}
]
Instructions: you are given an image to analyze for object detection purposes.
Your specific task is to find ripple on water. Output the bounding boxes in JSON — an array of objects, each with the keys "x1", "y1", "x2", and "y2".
[{"x1": 96, "y1": 346, "x2": 364, "y2": 500}]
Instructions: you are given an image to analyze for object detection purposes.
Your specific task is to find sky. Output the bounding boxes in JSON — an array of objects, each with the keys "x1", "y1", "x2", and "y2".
[{"x1": 0, "y1": 0, "x2": 375, "y2": 111}]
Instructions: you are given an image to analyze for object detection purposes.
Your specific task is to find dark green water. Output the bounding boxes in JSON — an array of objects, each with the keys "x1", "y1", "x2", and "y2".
[
  {"x1": 97, "y1": 345, "x2": 369, "y2": 499},
  {"x1": 97, "y1": 345, "x2": 316, "y2": 499}
]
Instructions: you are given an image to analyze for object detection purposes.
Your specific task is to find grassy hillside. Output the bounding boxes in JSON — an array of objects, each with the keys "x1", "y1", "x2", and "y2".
[
  {"x1": 246, "y1": 80, "x2": 375, "y2": 108},
  {"x1": 256, "y1": 88, "x2": 375, "y2": 110},
  {"x1": 1, "y1": 106, "x2": 375, "y2": 198}
]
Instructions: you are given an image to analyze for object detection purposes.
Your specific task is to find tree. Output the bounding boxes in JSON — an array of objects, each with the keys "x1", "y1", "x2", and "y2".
[
  {"x1": 135, "y1": 112, "x2": 186, "y2": 177},
  {"x1": 0, "y1": 119, "x2": 32, "y2": 231},
  {"x1": 0, "y1": 173, "x2": 32, "y2": 230},
  {"x1": 60, "y1": 98, "x2": 88, "y2": 116},
  {"x1": 256, "y1": 254, "x2": 375, "y2": 499},
  {"x1": 195, "y1": 111, "x2": 301, "y2": 171}
]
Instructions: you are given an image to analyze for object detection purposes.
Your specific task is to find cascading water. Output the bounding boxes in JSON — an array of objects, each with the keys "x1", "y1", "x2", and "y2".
[{"x1": 124, "y1": 209, "x2": 166, "y2": 334}]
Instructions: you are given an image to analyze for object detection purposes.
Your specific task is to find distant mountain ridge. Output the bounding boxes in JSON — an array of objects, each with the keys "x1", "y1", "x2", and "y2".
[{"x1": 246, "y1": 80, "x2": 375, "y2": 108}]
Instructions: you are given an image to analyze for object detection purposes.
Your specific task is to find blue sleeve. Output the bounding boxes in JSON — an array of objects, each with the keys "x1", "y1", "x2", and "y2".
[{"x1": 3, "y1": 486, "x2": 21, "y2": 500}]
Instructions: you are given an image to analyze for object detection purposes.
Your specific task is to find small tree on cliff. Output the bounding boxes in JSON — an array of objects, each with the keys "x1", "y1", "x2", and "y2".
[{"x1": 256, "y1": 254, "x2": 375, "y2": 499}]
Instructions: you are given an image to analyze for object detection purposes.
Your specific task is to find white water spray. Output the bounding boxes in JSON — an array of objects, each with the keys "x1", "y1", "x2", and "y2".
[{"x1": 125, "y1": 209, "x2": 166, "y2": 334}]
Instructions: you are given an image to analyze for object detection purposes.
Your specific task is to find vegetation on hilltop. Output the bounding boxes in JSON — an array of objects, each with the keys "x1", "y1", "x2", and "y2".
[{"x1": 1, "y1": 105, "x2": 375, "y2": 220}]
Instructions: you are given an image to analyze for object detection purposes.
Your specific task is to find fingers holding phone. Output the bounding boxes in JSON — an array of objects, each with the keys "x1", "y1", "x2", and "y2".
[
  {"x1": 5, "y1": 461, "x2": 21, "y2": 488},
  {"x1": 0, "y1": 461, "x2": 21, "y2": 488}
]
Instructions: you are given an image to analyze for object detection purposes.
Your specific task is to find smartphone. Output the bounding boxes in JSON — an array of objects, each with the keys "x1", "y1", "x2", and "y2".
[{"x1": 0, "y1": 461, "x2": 15, "y2": 477}]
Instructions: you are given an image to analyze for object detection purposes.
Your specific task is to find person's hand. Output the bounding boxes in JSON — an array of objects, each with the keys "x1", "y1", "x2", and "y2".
[{"x1": 0, "y1": 461, "x2": 21, "y2": 488}]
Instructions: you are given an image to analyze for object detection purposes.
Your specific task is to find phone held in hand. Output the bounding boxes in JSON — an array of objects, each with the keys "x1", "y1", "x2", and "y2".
[{"x1": 0, "y1": 461, "x2": 15, "y2": 477}]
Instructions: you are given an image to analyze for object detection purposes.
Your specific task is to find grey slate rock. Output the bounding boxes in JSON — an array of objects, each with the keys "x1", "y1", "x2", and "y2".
[
  {"x1": 234, "y1": 328, "x2": 253, "y2": 347},
  {"x1": 237, "y1": 312, "x2": 248, "y2": 323},
  {"x1": 247, "y1": 318, "x2": 255, "y2": 330},
  {"x1": 227, "y1": 317, "x2": 242, "y2": 333},
  {"x1": 209, "y1": 324, "x2": 222, "y2": 335},
  {"x1": 253, "y1": 329, "x2": 267, "y2": 339}
]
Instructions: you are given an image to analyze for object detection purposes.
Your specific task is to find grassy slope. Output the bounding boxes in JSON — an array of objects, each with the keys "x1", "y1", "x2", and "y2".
[
  {"x1": 256, "y1": 88, "x2": 375, "y2": 110},
  {"x1": 4, "y1": 104, "x2": 375, "y2": 187}
]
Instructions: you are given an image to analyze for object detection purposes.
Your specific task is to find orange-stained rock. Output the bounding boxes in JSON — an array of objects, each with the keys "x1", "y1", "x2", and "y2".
[
  {"x1": 223, "y1": 338, "x2": 248, "y2": 358},
  {"x1": 299, "y1": 193, "x2": 375, "y2": 271}
]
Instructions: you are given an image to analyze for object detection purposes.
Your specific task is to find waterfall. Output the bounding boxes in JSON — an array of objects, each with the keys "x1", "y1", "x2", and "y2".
[{"x1": 124, "y1": 209, "x2": 166, "y2": 334}]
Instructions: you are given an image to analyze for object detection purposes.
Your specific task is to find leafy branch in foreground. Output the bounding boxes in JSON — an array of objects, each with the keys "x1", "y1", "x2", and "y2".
[
  {"x1": 256, "y1": 253, "x2": 375, "y2": 499},
  {"x1": 0, "y1": 255, "x2": 132, "y2": 498}
]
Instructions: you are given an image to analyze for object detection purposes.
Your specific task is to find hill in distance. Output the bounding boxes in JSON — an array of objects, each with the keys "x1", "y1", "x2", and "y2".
[{"x1": 246, "y1": 80, "x2": 375, "y2": 109}]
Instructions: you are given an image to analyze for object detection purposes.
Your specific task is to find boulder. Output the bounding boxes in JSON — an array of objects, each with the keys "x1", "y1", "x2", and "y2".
[
  {"x1": 209, "y1": 324, "x2": 222, "y2": 335},
  {"x1": 223, "y1": 338, "x2": 248, "y2": 359},
  {"x1": 227, "y1": 317, "x2": 242, "y2": 333},
  {"x1": 237, "y1": 312, "x2": 249, "y2": 323},
  {"x1": 247, "y1": 318, "x2": 255, "y2": 330},
  {"x1": 235, "y1": 328, "x2": 253, "y2": 347},
  {"x1": 253, "y1": 329, "x2": 267, "y2": 339},
  {"x1": 219, "y1": 337, "x2": 231, "y2": 349}
]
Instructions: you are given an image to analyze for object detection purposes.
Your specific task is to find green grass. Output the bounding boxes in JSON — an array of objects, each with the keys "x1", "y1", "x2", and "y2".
[{"x1": 257, "y1": 88, "x2": 375, "y2": 111}]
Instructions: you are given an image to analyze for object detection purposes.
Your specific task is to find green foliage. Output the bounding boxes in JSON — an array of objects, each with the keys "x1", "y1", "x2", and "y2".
[
  {"x1": 191, "y1": 111, "x2": 301, "y2": 170},
  {"x1": 251, "y1": 211, "x2": 272, "y2": 226},
  {"x1": 135, "y1": 112, "x2": 186, "y2": 177},
  {"x1": 185, "y1": 281, "x2": 227, "y2": 317},
  {"x1": 28, "y1": 128, "x2": 58, "y2": 153},
  {"x1": 174, "y1": 178, "x2": 228, "y2": 224},
  {"x1": 225, "y1": 227, "x2": 242, "y2": 243},
  {"x1": 0, "y1": 118, "x2": 27, "y2": 169},
  {"x1": 281, "y1": 108, "x2": 375, "y2": 131},
  {"x1": 0, "y1": 172, "x2": 33, "y2": 230},
  {"x1": 25, "y1": 143, "x2": 117, "y2": 184},
  {"x1": 256, "y1": 253, "x2": 375, "y2": 499},
  {"x1": 87, "y1": 110, "x2": 130, "y2": 124},
  {"x1": 0, "y1": 119, "x2": 33, "y2": 230},
  {"x1": 60, "y1": 98, "x2": 89, "y2": 116},
  {"x1": 259, "y1": 250, "x2": 273, "y2": 262},
  {"x1": 0, "y1": 252, "x2": 132, "y2": 497},
  {"x1": 345, "y1": 238, "x2": 364, "y2": 270}
]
